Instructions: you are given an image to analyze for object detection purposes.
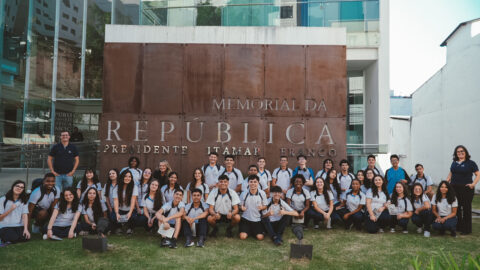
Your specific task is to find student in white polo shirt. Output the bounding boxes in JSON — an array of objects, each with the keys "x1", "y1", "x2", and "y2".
[
  {"x1": 262, "y1": 186, "x2": 298, "y2": 246},
  {"x1": 410, "y1": 183, "x2": 432, "y2": 237},
  {"x1": 337, "y1": 159, "x2": 355, "y2": 196},
  {"x1": 272, "y1": 156, "x2": 293, "y2": 195},
  {"x1": 0, "y1": 180, "x2": 30, "y2": 246},
  {"x1": 207, "y1": 175, "x2": 241, "y2": 238},
  {"x1": 362, "y1": 154, "x2": 384, "y2": 177},
  {"x1": 156, "y1": 189, "x2": 185, "y2": 248},
  {"x1": 219, "y1": 155, "x2": 243, "y2": 193},
  {"x1": 431, "y1": 181, "x2": 458, "y2": 237},
  {"x1": 120, "y1": 156, "x2": 143, "y2": 184},
  {"x1": 285, "y1": 174, "x2": 310, "y2": 225},
  {"x1": 257, "y1": 157, "x2": 272, "y2": 197},
  {"x1": 242, "y1": 165, "x2": 269, "y2": 193},
  {"x1": 337, "y1": 178, "x2": 365, "y2": 230},
  {"x1": 388, "y1": 182, "x2": 413, "y2": 233},
  {"x1": 28, "y1": 173, "x2": 60, "y2": 231},
  {"x1": 183, "y1": 189, "x2": 209, "y2": 248},
  {"x1": 201, "y1": 152, "x2": 224, "y2": 190},
  {"x1": 79, "y1": 187, "x2": 109, "y2": 237},
  {"x1": 142, "y1": 179, "x2": 163, "y2": 232},
  {"x1": 44, "y1": 187, "x2": 82, "y2": 240},
  {"x1": 306, "y1": 177, "x2": 338, "y2": 229},
  {"x1": 239, "y1": 175, "x2": 268, "y2": 240},
  {"x1": 409, "y1": 164, "x2": 433, "y2": 198},
  {"x1": 365, "y1": 175, "x2": 391, "y2": 233},
  {"x1": 76, "y1": 168, "x2": 102, "y2": 202},
  {"x1": 160, "y1": 172, "x2": 183, "y2": 203},
  {"x1": 113, "y1": 170, "x2": 138, "y2": 235},
  {"x1": 316, "y1": 158, "x2": 334, "y2": 181},
  {"x1": 186, "y1": 168, "x2": 209, "y2": 204}
]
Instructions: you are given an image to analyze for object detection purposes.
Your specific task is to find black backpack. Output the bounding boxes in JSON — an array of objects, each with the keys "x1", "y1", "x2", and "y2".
[
  {"x1": 186, "y1": 203, "x2": 206, "y2": 216},
  {"x1": 203, "y1": 164, "x2": 221, "y2": 173},
  {"x1": 214, "y1": 189, "x2": 234, "y2": 211},
  {"x1": 31, "y1": 178, "x2": 44, "y2": 192}
]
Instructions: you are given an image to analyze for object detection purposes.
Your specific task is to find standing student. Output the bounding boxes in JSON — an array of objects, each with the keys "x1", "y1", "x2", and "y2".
[
  {"x1": 307, "y1": 178, "x2": 339, "y2": 229},
  {"x1": 292, "y1": 155, "x2": 314, "y2": 187},
  {"x1": 432, "y1": 181, "x2": 458, "y2": 237},
  {"x1": 44, "y1": 188, "x2": 81, "y2": 240},
  {"x1": 388, "y1": 182, "x2": 413, "y2": 233},
  {"x1": 285, "y1": 175, "x2": 310, "y2": 225},
  {"x1": 262, "y1": 186, "x2": 299, "y2": 245},
  {"x1": 161, "y1": 172, "x2": 183, "y2": 203},
  {"x1": 362, "y1": 154, "x2": 384, "y2": 177},
  {"x1": 206, "y1": 175, "x2": 241, "y2": 238},
  {"x1": 136, "y1": 168, "x2": 153, "y2": 218},
  {"x1": 338, "y1": 179, "x2": 365, "y2": 230},
  {"x1": 103, "y1": 169, "x2": 119, "y2": 218},
  {"x1": 142, "y1": 179, "x2": 163, "y2": 232},
  {"x1": 356, "y1": 170, "x2": 368, "y2": 193},
  {"x1": 410, "y1": 164, "x2": 433, "y2": 198},
  {"x1": 79, "y1": 187, "x2": 109, "y2": 237},
  {"x1": 153, "y1": 160, "x2": 172, "y2": 188},
  {"x1": 239, "y1": 175, "x2": 268, "y2": 240},
  {"x1": 0, "y1": 180, "x2": 30, "y2": 245},
  {"x1": 272, "y1": 156, "x2": 293, "y2": 195},
  {"x1": 365, "y1": 175, "x2": 391, "y2": 233},
  {"x1": 219, "y1": 155, "x2": 243, "y2": 193},
  {"x1": 113, "y1": 170, "x2": 138, "y2": 235},
  {"x1": 47, "y1": 130, "x2": 79, "y2": 192},
  {"x1": 201, "y1": 152, "x2": 224, "y2": 190},
  {"x1": 446, "y1": 145, "x2": 479, "y2": 235},
  {"x1": 28, "y1": 173, "x2": 60, "y2": 230},
  {"x1": 186, "y1": 168, "x2": 209, "y2": 204},
  {"x1": 337, "y1": 159, "x2": 355, "y2": 196},
  {"x1": 156, "y1": 189, "x2": 185, "y2": 249},
  {"x1": 183, "y1": 189, "x2": 209, "y2": 247},
  {"x1": 120, "y1": 156, "x2": 143, "y2": 184},
  {"x1": 315, "y1": 159, "x2": 334, "y2": 181},
  {"x1": 410, "y1": 183, "x2": 432, "y2": 237},
  {"x1": 257, "y1": 157, "x2": 272, "y2": 196},
  {"x1": 385, "y1": 154, "x2": 411, "y2": 195},
  {"x1": 242, "y1": 165, "x2": 268, "y2": 193},
  {"x1": 76, "y1": 168, "x2": 102, "y2": 201}
]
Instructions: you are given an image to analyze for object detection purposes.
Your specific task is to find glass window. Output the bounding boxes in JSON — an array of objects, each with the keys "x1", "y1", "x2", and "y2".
[{"x1": 113, "y1": 0, "x2": 139, "y2": 25}]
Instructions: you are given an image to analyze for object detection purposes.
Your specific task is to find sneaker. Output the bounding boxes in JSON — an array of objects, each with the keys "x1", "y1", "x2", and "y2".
[
  {"x1": 273, "y1": 237, "x2": 282, "y2": 246},
  {"x1": 226, "y1": 227, "x2": 233, "y2": 238},
  {"x1": 161, "y1": 238, "x2": 169, "y2": 246},
  {"x1": 115, "y1": 228, "x2": 123, "y2": 235},
  {"x1": 43, "y1": 234, "x2": 48, "y2": 240},
  {"x1": 0, "y1": 241, "x2": 11, "y2": 247},
  {"x1": 326, "y1": 219, "x2": 332, "y2": 229},
  {"x1": 451, "y1": 231, "x2": 457, "y2": 238},
  {"x1": 424, "y1": 231, "x2": 431, "y2": 238},
  {"x1": 379, "y1": 228, "x2": 384, "y2": 233},
  {"x1": 209, "y1": 227, "x2": 218, "y2": 238},
  {"x1": 79, "y1": 231, "x2": 89, "y2": 236},
  {"x1": 197, "y1": 237, "x2": 205, "y2": 248},
  {"x1": 50, "y1": 235, "x2": 63, "y2": 241},
  {"x1": 126, "y1": 228, "x2": 133, "y2": 235},
  {"x1": 185, "y1": 238, "x2": 194, "y2": 247},
  {"x1": 402, "y1": 230, "x2": 408, "y2": 234},
  {"x1": 314, "y1": 224, "x2": 319, "y2": 230},
  {"x1": 416, "y1": 227, "x2": 423, "y2": 234},
  {"x1": 169, "y1": 238, "x2": 177, "y2": 249},
  {"x1": 390, "y1": 228, "x2": 395, "y2": 233}
]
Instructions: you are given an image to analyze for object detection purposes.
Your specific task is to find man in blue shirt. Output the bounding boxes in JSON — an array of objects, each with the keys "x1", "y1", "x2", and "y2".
[
  {"x1": 47, "y1": 131, "x2": 79, "y2": 192},
  {"x1": 385, "y1": 154, "x2": 410, "y2": 194}
]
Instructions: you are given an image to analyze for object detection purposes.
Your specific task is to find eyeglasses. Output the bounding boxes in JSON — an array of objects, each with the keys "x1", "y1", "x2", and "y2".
[
  {"x1": 457, "y1": 150, "x2": 465, "y2": 153},
  {"x1": 15, "y1": 185, "x2": 25, "y2": 189}
]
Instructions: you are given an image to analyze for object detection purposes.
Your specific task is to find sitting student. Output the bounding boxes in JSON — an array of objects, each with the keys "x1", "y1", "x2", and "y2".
[
  {"x1": 242, "y1": 165, "x2": 268, "y2": 193},
  {"x1": 113, "y1": 170, "x2": 138, "y2": 235},
  {"x1": 206, "y1": 175, "x2": 241, "y2": 238},
  {"x1": 76, "y1": 168, "x2": 102, "y2": 201},
  {"x1": 410, "y1": 183, "x2": 433, "y2": 237},
  {"x1": 262, "y1": 186, "x2": 298, "y2": 245},
  {"x1": 257, "y1": 157, "x2": 272, "y2": 197},
  {"x1": 388, "y1": 182, "x2": 413, "y2": 233},
  {"x1": 239, "y1": 175, "x2": 268, "y2": 240},
  {"x1": 142, "y1": 179, "x2": 163, "y2": 232},
  {"x1": 326, "y1": 168, "x2": 343, "y2": 223},
  {"x1": 315, "y1": 159, "x2": 334, "y2": 182},
  {"x1": 136, "y1": 168, "x2": 153, "y2": 219},
  {"x1": 186, "y1": 168, "x2": 209, "y2": 204},
  {"x1": 183, "y1": 189, "x2": 209, "y2": 248},
  {"x1": 104, "y1": 169, "x2": 119, "y2": 215},
  {"x1": 285, "y1": 175, "x2": 310, "y2": 226},
  {"x1": 28, "y1": 173, "x2": 60, "y2": 231},
  {"x1": 306, "y1": 178, "x2": 340, "y2": 229},
  {"x1": 79, "y1": 187, "x2": 109, "y2": 237},
  {"x1": 363, "y1": 168, "x2": 376, "y2": 193},
  {"x1": 156, "y1": 189, "x2": 185, "y2": 249},
  {"x1": 44, "y1": 188, "x2": 81, "y2": 240},
  {"x1": 160, "y1": 172, "x2": 183, "y2": 203},
  {"x1": 337, "y1": 159, "x2": 355, "y2": 197},
  {"x1": 409, "y1": 164, "x2": 433, "y2": 198},
  {"x1": 0, "y1": 180, "x2": 30, "y2": 246},
  {"x1": 355, "y1": 170, "x2": 368, "y2": 194},
  {"x1": 271, "y1": 156, "x2": 293, "y2": 196},
  {"x1": 292, "y1": 154, "x2": 315, "y2": 188},
  {"x1": 432, "y1": 181, "x2": 458, "y2": 237},
  {"x1": 365, "y1": 175, "x2": 391, "y2": 233},
  {"x1": 338, "y1": 179, "x2": 365, "y2": 230},
  {"x1": 219, "y1": 155, "x2": 243, "y2": 193}
]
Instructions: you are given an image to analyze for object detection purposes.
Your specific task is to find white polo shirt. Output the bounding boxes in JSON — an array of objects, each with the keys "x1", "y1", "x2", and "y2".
[
  {"x1": 0, "y1": 197, "x2": 29, "y2": 229},
  {"x1": 206, "y1": 188, "x2": 240, "y2": 215},
  {"x1": 240, "y1": 189, "x2": 268, "y2": 222},
  {"x1": 272, "y1": 168, "x2": 292, "y2": 191}
]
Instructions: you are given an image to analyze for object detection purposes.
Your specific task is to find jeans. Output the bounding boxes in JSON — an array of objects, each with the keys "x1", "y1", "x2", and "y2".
[
  {"x1": 306, "y1": 208, "x2": 341, "y2": 225},
  {"x1": 182, "y1": 219, "x2": 207, "y2": 238},
  {"x1": 337, "y1": 208, "x2": 364, "y2": 230},
  {"x1": 411, "y1": 210, "x2": 433, "y2": 231},
  {"x1": 365, "y1": 210, "x2": 391, "y2": 233},
  {"x1": 55, "y1": 174, "x2": 73, "y2": 192},
  {"x1": 390, "y1": 215, "x2": 409, "y2": 230},
  {"x1": 432, "y1": 216, "x2": 458, "y2": 233},
  {"x1": 262, "y1": 216, "x2": 290, "y2": 240}
]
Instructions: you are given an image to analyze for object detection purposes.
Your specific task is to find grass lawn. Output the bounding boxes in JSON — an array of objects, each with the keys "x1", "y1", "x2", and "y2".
[{"x1": 1, "y1": 195, "x2": 480, "y2": 270}]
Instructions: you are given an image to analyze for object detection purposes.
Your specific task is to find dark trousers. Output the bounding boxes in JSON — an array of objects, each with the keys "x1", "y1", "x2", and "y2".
[
  {"x1": 50, "y1": 225, "x2": 79, "y2": 238},
  {"x1": 390, "y1": 215, "x2": 409, "y2": 230},
  {"x1": 432, "y1": 216, "x2": 458, "y2": 233},
  {"x1": 262, "y1": 216, "x2": 290, "y2": 240},
  {"x1": 411, "y1": 210, "x2": 432, "y2": 231},
  {"x1": 135, "y1": 215, "x2": 148, "y2": 228},
  {"x1": 306, "y1": 208, "x2": 341, "y2": 225},
  {"x1": 365, "y1": 210, "x2": 391, "y2": 233},
  {"x1": 452, "y1": 184, "x2": 474, "y2": 234},
  {"x1": 182, "y1": 218, "x2": 207, "y2": 238},
  {"x1": 0, "y1": 226, "x2": 28, "y2": 244},
  {"x1": 111, "y1": 210, "x2": 137, "y2": 230},
  {"x1": 337, "y1": 208, "x2": 363, "y2": 230},
  {"x1": 79, "y1": 217, "x2": 110, "y2": 234}
]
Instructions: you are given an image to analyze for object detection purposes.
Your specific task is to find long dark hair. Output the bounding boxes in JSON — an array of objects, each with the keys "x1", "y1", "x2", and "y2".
[
  {"x1": 128, "y1": 156, "x2": 140, "y2": 168},
  {"x1": 372, "y1": 175, "x2": 389, "y2": 200},
  {"x1": 326, "y1": 168, "x2": 341, "y2": 201},
  {"x1": 189, "y1": 168, "x2": 205, "y2": 193},
  {"x1": 410, "y1": 183, "x2": 424, "y2": 208},
  {"x1": 142, "y1": 167, "x2": 153, "y2": 184},
  {"x1": 145, "y1": 179, "x2": 163, "y2": 211},
  {"x1": 104, "y1": 168, "x2": 119, "y2": 200},
  {"x1": 391, "y1": 182, "x2": 408, "y2": 206},
  {"x1": 4, "y1": 180, "x2": 28, "y2": 206},
  {"x1": 314, "y1": 178, "x2": 330, "y2": 205},
  {"x1": 453, "y1": 145, "x2": 471, "y2": 161},
  {"x1": 435, "y1": 181, "x2": 456, "y2": 205},
  {"x1": 167, "y1": 171, "x2": 181, "y2": 190},
  {"x1": 82, "y1": 187, "x2": 104, "y2": 222},
  {"x1": 80, "y1": 168, "x2": 99, "y2": 195},
  {"x1": 118, "y1": 170, "x2": 134, "y2": 207},
  {"x1": 364, "y1": 168, "x2": 375, "y2": 190},
  {"x1": 58, "y1": 188, "x2": 79, "y2": 214}
]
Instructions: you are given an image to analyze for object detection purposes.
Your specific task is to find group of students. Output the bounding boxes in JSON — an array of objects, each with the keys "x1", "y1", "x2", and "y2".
[{"x1": 1, "y1": 145, "x2": 478, "y2": 248}]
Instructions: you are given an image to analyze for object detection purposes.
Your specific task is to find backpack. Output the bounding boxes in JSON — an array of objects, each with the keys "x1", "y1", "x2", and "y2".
[
  {"x1": 220, "y1": 169, "x2": 240, "y2": 182},
  {"x1": 35, "y1": 186, "x2": 57, "y2": 205},
  {"x1": 289, "y1": 189, "x2": 307, "y2": 207},
  {"x1": 31, "y1": 178, "x2": 44, "y2": 192},
  {"x1": 186, "y1": 203, "x2": 205, "y2": 216},
  {"x1": 244, "y1": 191, "x2": 265, "y2": 215},
  {"x1": 164, "y1": 203, "x2": 180, "y2": 217},
  {"x1": 274, "y1": 168, "x2": 291, "y2": 179},
  {"x1": 203, "y1": 164, "x2": 221, "y2": 173},
  {"x1": 385, "y1": 168, "x2": 411, "y2": 184},
  {"x1": 214, "y1": 189, "x2": 234, "y2": 211}
]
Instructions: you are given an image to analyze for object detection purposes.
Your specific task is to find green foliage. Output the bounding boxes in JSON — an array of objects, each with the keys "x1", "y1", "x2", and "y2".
[
  {"x1": 411, "y1": 251, "x2": 480, "y2": 270},
  {"x1": 196, "y1": 1, "x2": 221, "y2": 26}
]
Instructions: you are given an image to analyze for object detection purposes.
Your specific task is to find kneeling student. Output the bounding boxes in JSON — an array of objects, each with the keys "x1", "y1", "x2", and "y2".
[
  {"x1": 410, "y1": 183, "x2": 433, "y2": 237},
  {"x1": 338, "y1": 179, "x2": 365, "y2": 230},
  {"x1": 156, "y1": 189, "x2": 185, "y2": 248},
  {"x1": 206, "y1": 175, "x2": 241, "y2": 237},
  {"x1": 142, "y1": 179, "x2": 164, "y2": 232},
  {"x1": 183, "y1": 189, "x2": 209, "y2": 247},
  {"x1": 0, "y1": 180, "x2": 30, "y2": 245},
  {"x1": 44, "y1": 188, "x2": 81, "y2": 240},
  {"x1": 432, "y1": 181, "x2": 458, "y2": 237},
  {"x1": 365, "y1": 175, "x2": 391, "y2": 233},
  {"x1": 239, "y1": 175, "x2": 268, "y2": 240},
  {"x1": 28, "y1": 173, "x2": 60, "y2": 232},
  {"x1": 388, "y1": 182, "x2": 413, "y2": 233},
  {"x1": 262, "y1": 186, "x2": 298, "y2": 245},
  {"x1": 80, "y1": 187, "x2": 109, "y2": 237},
  {"x1": 307, "y1": 177, "x2": 339, "y2": 229}
]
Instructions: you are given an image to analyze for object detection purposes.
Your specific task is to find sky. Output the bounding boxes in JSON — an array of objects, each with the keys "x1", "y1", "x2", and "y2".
[{"x1": 390, "y1": 0, "x2": 480, "y2": 96}]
